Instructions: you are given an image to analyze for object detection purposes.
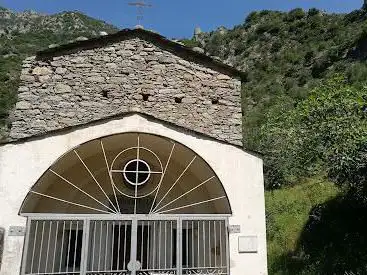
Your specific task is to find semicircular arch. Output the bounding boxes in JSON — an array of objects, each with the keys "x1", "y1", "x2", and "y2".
[{"x1": 20, "y1": 132, "x2": 232, "y2": 215}]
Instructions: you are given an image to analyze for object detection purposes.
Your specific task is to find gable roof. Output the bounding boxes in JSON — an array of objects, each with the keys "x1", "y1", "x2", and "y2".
[{"x1": 36, "y1": 28, "x2": 246, "y2": 80}]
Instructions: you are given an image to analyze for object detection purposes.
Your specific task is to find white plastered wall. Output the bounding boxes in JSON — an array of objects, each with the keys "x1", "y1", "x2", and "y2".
[{"x1": 0, "y1": 114, "x2": 267, "y2": 275}]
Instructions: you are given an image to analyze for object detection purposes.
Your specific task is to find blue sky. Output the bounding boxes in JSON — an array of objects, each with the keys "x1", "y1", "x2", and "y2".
[{"x1": 1, "y1": 0, "x2": 363, "y2": 38}]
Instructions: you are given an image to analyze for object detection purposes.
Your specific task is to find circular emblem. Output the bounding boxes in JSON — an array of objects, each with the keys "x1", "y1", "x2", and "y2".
[
  {"x1": 123, "y1": 159, "x2": 151, "y2": 186},
  {"x1": 110, "y1": 147, "x2": 163, "y2": 199}
]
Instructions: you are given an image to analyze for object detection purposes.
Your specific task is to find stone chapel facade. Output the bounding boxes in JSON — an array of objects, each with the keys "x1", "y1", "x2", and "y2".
[{"x1": 0, "y1": 29, "x2": 267, "y2": 275}]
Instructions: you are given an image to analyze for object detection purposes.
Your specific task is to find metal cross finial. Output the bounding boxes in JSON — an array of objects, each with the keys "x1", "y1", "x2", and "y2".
[{"x1": 128, "y1": 1, "x2": 152, "y2": 27}]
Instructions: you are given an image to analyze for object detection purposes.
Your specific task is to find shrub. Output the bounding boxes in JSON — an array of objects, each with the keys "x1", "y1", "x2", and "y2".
[
  {"x1": 260, "y1": 76, "x2": 367, "y2": 190},
  {"x1": 286, "y1": 8, "x2": 306, "y2": 22}
]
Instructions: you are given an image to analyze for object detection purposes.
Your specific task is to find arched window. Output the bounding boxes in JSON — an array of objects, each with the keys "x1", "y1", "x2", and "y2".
[
  {"x1": 20, "y1": 133, "x2": 231, "y2": 275},
  {"x1": 20, "y1": 133, "x2": 231, "y2": 215}
]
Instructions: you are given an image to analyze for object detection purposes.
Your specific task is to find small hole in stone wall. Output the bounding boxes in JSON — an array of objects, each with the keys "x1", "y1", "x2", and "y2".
[
  {"x1": 142, "y1": 94, "x2": 149, "y2": 101},
  {"x1": 212, "y1": 99, "x2": 219, "y2": 105},
  {"x1": 175, "y1": 97, "x2": 183, "y2": 104},
  {"x1": 102, "y1": 90, "x2": 109, "y2": 98}
]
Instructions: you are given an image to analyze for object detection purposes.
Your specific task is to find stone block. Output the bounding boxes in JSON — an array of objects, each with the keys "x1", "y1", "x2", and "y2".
[
  {"x1": 158, "y1": 56, "x2": 176, "y2": 64},
  {"x1": 38, "y1": 75, "x2": 50, "y2": 83},
  {"x1": 18, "y1": 86, "x2": 29, "y2": 93},
  {"x1": 32, "y1": 67, "x2": 52, "y2": 75},
  {"x1": 20, "y1": 74, "x2": 35, "y2": 82},
  {"x1": 86, "y1": 76, "x2": 105, "y2": 83},
  {"x1": 55, "y1": 83, "x2": 72, "y2": 94},
  {"x1": 15, "y1": 101, "x2": 32, "y2": 110}
]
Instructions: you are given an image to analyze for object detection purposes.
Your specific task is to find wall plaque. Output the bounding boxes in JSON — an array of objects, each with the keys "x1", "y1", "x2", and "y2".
[
  {"x1": 229, "y1": 225, "x2": 241, "y2": 234},
  {"x1": 8, "y1": 226, "x2": 26, "y2": 236},
  {"x1": 238, "y1": 236, "x2": 258, "y2": 253}
]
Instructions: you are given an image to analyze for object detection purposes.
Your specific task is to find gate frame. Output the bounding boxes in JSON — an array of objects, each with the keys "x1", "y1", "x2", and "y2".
[{"x1": 20, "y1": 214, "x2": 231, "y2": 275}]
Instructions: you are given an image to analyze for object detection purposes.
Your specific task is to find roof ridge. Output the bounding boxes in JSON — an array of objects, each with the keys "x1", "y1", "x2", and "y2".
[{"x1": 36, "y1": 28, "x2": 247, "y2": 80}]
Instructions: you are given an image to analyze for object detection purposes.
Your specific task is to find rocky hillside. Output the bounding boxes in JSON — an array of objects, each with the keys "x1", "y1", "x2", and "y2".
[
  {"x1": 0, "y1": 6, "x2": 118, "y2": 136},
  {"x1": 186, "y1": 7, "x2": 367, "y2": 150},
  {"x1": 0, "y1": 6, "x2": 117, "y2": 39}
]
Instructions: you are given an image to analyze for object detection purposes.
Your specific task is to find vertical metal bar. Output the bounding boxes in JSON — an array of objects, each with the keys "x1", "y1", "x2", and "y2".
[
  {"x1": 45, "y1": 221, "x2": 52, "y2": 273},
  {"x1": 66, "y1": 221, "x2": 73, "y2": 273},
  {"x1": 30, "y1": 220, "x2": 38, "y2": 274},
  {"x1": 164, "y1": 221, "x2": 167, "y2": 269},
  {"x1": 59, "y1": 221, "x2": 66, "y2": 272},
  {"x1": 98, "y1": 221, "x2": 103, "y2": 271},
  {"x1": 191, "y1": 221, "x2": 195, "y2": 267},
  {"x1": 176, "y1": 218, "x2": 182, "y2": 275},
  {"x1": 158, "y1": 220, "x2": 161, "y2": 269},
  {"x1": 186, "y1": 221, "x2": 188, "y2": 269},
  {"x1": 37, "y1": 221, "x2": 45, "y2": 273},
  {"x1": 203, "y1": 221, "x2": 206, "y2": 268},
  {"x1": 20, "y1": 218, "x2": 32, "y2": 275},
  {"x1": 130, "y1": 217, "x2": 138, "y2": 275},
  {"x1": 225, "y1": 219, "x2": 230, "y2": 275},
  {"x1": 105, "y1": 221, "x2": 109, "y2": 271},
  {"x1": 197, "y1": 220, "x2": 200, "y2": 268},
  {"x1": 134, "y1": 135, "x2": 140, "y2": 215},
  {"x1": 214, "y1": 220, "x2": 217, "y2": 268},
  {"x1": 111, "y1": 221, "x2": 115, "y2": 270},
  {"x1": 92, "y1": 221, "x2": 97, "y2": 271},
  {"x1": 147, "y1": 222, "x2": 150, "y2": 269},
  {"x1": 117, "y1": 221, "x2": 121, "y2": 271},
  {"x1": 219, "y1": 220, "x2": 222, "y2": 268},
  {"x1": 170, "y1": 220, "x2": 173, "y2": 269},
  {"x1": 52, "y1": 221, "x2": 59, "y2": 273},
  {"x1": 73, "y1": 221, "x2": 79, "y2": 272},
  {"x1": 152, "y1": 221, "x2": 156, "y2": 269},
  {"x1": 123, "y1": 221, "x2": 127, "y2": 270},
  {"x1": 80, "y1": 219, "x2": 90, "y2": 275},
  {"x1": 208, "y1": 221, "x2": 211, "y2": 268},
  {"x1": 141, "y1": 221, "x2": 144, "y2": 269}
]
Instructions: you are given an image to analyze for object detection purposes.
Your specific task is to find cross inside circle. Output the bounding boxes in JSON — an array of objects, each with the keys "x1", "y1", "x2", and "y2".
[{"x1": 123, "y1": 159, "x2": 151, "y2": 186}]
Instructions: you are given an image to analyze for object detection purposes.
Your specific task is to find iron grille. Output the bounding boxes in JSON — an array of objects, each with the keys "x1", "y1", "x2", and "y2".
[{"x1": 21, "y1": 216, "x2": 229, "y2": 275}]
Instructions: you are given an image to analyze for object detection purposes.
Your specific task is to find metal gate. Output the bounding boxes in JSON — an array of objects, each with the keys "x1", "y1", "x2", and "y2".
[{"x1": 21, "y1": 215, "x2": 229, "y2": 275}]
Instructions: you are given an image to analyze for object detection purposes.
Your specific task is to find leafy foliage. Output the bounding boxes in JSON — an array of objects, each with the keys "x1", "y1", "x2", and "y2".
[
  {"x1": 266, "y1": 178, "x2": 340, "y2": 274},
  {"x1": 260, "y1": 76, "x2": 367, "y2": 192},
  {"x1": 275, "y1": 192, "x2": 367, "y2": 274},
  {"x1": 188, "y1": 8, "x2": 367, "y2": 150},
  {"x1": 182, "y1": 8, "x2": 367, "y2": 196}
]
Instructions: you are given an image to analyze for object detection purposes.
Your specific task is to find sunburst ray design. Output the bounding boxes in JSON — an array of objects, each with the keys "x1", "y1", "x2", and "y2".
[
  {"x1": 74, "y1": 149, "x2": 118, "y2": 213},
  {"x1": 21, "y1": 133, "x2": 231, "y2": 215},
  {"x1": 153, "y1": 176, "x2": 216, "y2": 213},
  {"x1": 151, "y1": 155, "x2": 197, "y2": 213},
  {"x1": 149, "y1": 142, "x2": 175, "y2": 214},
  {"x1": 101, "y1": 140, "x2": 121, "y2": 213}
]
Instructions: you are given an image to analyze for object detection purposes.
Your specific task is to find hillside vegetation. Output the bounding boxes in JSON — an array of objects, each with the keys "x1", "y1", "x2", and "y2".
[
  {"x1": 0, "y1": 6, "x2": 118, "y2": 135},
  {"x1": 266, "y1": 178, "x2": 340, "y2": 274},
  {"x1": 190, "y1": 7, "x2": 367, "y2": 188},
  {"x1": 188, "y1": 7, "x2": 367, "y2": 274}
]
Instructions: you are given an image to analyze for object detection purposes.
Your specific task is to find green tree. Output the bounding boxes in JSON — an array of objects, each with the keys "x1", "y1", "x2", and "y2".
[{"x1": 260, "y1": 76, "x2": 367, "y2": 192}]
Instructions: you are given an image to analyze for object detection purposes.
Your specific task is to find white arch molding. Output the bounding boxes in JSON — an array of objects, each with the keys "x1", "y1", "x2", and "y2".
[{"x1": 20, "y1": 132, "x2": 232, "y2": 216}]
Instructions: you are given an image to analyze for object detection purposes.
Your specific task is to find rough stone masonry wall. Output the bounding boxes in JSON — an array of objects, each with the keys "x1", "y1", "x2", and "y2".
[{"x1": 10, "y1": 38, "x2": 243, "y2": 145}]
